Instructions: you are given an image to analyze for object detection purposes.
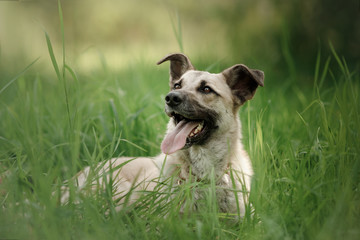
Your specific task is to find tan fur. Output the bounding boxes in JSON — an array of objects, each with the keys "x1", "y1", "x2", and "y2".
[{"x1": 61, "y1": 54, "x2": 264, "y2": 217}]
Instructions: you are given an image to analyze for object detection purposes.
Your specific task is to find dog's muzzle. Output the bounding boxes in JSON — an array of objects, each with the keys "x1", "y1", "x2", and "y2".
[{"x1": 161, "y1": 91, "x2": 218, "y2": 155}]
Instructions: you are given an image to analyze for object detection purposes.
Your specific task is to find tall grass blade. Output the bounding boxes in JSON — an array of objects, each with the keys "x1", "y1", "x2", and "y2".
[
  {"x1": 65, "y1": 64, "x2": 79, "y2": 83},
  {"x1": 45, "y1": 32, "x2": 61, "y2": 81},
  {"x1": 313, "y1": 48, "x2": 321, "y2": 96},
  {"x1": 44, "y1": 1, "x2": 72, "y2": 130},
  {"x1": 319, "y1": 56, "x2": 331, "y2": 89},
  {"x1": 58, "y1": 0, "x2": 66, "y2": 81},
  {"x1": 58, "y1": 0, "x2": 72, "y2": 130},
  {"x1": 169, "y1": 10, "x2": 184, "y2": 53},
  {"x1": 0, "y1": 57, "x2": 39, "y2": 95},
  {"x1": 329, "y1": 41, "x2": 345, "y2": 74}
]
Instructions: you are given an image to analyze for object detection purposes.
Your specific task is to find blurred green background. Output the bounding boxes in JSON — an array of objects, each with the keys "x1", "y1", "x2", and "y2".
[
  {"x1": 0, "y1": 1, "x2": 359, "y2": 239},
  {"x1": 1, "y1": 0, "x2": 358, "y2": 78}
]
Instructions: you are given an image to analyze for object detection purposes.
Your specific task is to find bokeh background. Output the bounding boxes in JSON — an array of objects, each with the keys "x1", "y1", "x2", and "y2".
[
  {"x1": 0, "y1": 1, "x2": 359, "y2": 239},
  {"x1": 1, "y1": 0, "x2": 359, "y2": 79}
]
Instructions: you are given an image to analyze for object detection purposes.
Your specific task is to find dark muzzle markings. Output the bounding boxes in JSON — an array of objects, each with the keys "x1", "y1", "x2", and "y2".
[{"x1": 161, "y1": 90, "x2": 218, "y2": 154}]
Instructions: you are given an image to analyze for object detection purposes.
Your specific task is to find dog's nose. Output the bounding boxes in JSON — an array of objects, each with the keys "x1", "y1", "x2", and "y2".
[{"x1": 165, "y1": 92, "x2": 183, "y2": 107}]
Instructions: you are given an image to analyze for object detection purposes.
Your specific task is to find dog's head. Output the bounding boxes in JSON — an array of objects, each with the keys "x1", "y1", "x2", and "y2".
[{"x1": 157, "y1": 53, "x2": 264, "y2": 155}]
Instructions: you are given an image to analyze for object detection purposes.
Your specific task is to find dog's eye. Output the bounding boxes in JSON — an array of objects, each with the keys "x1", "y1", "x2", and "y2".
[
  {"x1": 173, "y1": 83, "x2": 181, "y2": 90},
  {"x1": 202, "y1": 86, "x2": 213, "y2": 94}
]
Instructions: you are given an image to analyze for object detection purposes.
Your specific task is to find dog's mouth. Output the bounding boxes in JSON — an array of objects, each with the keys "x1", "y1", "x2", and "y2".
[
  {"x1": 161, "y1": 111, "x2": 215, "y2": 155},
  {"x1": 172, "y1": 112, "x2": 206, "y2": 139}
]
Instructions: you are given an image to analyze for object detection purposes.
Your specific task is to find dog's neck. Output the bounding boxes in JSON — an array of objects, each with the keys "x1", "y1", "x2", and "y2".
[{"x1": 172, "y1": 117, "x2": 243, "y2": 181}]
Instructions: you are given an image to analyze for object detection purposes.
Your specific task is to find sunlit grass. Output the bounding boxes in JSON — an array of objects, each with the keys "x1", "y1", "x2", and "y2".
[{"x1": 0, "y1": 5, "x2": 359, "y2": 239}]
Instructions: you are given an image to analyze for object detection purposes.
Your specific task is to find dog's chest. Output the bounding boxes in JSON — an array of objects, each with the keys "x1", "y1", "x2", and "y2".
[{"x1": 179, "y1": 144, "x2": 230, "y2": 179}]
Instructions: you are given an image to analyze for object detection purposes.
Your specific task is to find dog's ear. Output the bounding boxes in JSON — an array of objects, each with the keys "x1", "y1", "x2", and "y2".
[
  {"x1": 222, "y1": 64, "x2": 264, "y2": 105},
  {"x1": 157, "y1": 53, "x2": 195, "y2": 82}
]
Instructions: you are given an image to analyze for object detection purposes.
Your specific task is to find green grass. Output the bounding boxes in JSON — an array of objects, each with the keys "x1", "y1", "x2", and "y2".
[
  {"x1": 0, "y1": 10, "x2": 359, "y2": 239},
  {"x1": 1, "y1": 50, "x2": 359, "y2": 240}
]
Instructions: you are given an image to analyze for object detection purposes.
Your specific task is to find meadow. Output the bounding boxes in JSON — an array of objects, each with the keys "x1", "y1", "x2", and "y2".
[
  {"x1": 0, "y1": 2, "x2": 359, "y2": 240},
  {"x1": 0, "y1": 41, "x2": 359, "y2": 239}
]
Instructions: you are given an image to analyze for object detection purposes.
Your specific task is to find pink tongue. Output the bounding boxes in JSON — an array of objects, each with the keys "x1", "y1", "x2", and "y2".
[{"x1": 161, "y1": 120, "x2": 199, "y2": 155}]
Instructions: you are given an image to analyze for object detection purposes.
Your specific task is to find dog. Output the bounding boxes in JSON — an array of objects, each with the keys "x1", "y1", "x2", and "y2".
[{"x1": 61, "y1": 53, "x2": 264, "y2": 216}]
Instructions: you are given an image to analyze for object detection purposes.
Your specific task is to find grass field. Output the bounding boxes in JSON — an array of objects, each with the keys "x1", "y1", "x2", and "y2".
[{"x1": 1, "y1": 10, "x2": 360, "y2": 239}]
